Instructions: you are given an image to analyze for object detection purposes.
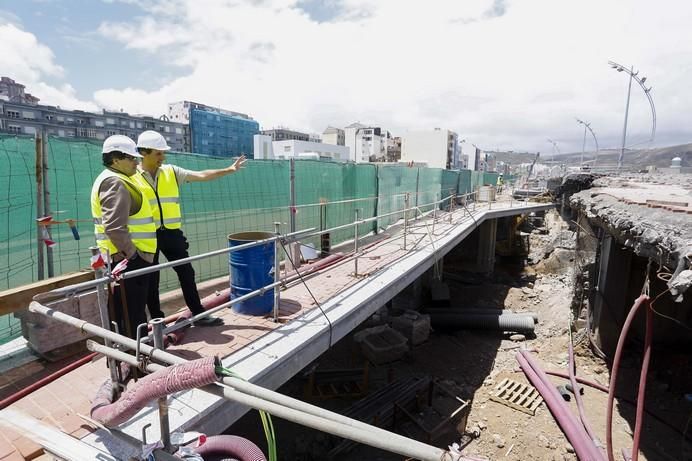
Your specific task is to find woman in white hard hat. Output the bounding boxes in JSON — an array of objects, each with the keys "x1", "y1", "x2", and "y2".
[
  {"x1": 90, "y1": 135, "x2": 157, "y2": 339},
  {"x1": 133, "y1": 130, "x2": 246, "y2": 326}
]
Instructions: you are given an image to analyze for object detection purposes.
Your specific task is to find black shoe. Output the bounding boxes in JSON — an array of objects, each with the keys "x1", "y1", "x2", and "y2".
[{"x1": 194, "y1": 315, "x2": 224, "y2": 327}]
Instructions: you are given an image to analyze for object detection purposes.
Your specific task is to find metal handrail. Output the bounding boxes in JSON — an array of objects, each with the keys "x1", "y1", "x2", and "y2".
[{"x1": 45, "y1": 228, "x2": 315, "y2": 297}]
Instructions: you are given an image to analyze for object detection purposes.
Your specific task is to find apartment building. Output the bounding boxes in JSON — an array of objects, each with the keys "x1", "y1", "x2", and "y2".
[
  {"x1": 344, "y1": 122, "x2": 390, "y2": 163},
  {"x1": 400, "y1": 128, "x2": 460, "y2": 169},
  {"x1": 322, "y1": 126, "x2": 345, "y2": 146},
  {"x1": 168, "y1": 100, "x2": 259, "y2": 157}
]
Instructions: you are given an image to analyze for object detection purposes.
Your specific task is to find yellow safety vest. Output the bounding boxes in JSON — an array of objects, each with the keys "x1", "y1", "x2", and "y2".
[
  {"x1": 132, "y1": 165, "x2": 182, "y2": 229},
  {"x1": 91, "y1": 169, "x2": 157, "y2": 255}
]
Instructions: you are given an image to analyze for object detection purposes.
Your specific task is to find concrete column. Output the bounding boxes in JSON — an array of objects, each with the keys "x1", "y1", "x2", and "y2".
[{"x1": 475, "y1": 219, "x2": 497, "y2": 273}]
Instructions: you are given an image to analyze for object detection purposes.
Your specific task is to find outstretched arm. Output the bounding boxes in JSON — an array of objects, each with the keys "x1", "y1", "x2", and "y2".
[{"x1": 186, "y1": 155, "x2": 247, "y2": 182}]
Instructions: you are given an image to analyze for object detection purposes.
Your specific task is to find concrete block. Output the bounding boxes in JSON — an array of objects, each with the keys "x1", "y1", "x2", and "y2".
[
  {"x1": 15, "y1": 290, "x2": 99, "y2": 355},
  {"x1": 353, "y1": 325, "x2": 408, "y2": 365},
  {"x1": 390, "y1": 310, "x2": 431, "y2": 346}
]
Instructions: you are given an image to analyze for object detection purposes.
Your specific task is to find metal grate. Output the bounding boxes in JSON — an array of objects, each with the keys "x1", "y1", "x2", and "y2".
[{"x1": 489, "y1": 377, "x2": 543, "y2": 415}]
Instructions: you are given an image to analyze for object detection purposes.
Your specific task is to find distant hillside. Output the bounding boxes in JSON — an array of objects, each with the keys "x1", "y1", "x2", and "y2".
[
  {"x1": 556, "y1": 143, "x2": 692, "y2": 168},
  {"x1": 491, "y1": 143, "x2": 692, "y2": 168}
]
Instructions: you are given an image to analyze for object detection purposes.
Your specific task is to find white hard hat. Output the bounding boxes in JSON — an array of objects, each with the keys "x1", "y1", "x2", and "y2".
[
  {"x1": 102, "y1": 135, "x2": 141, "y2": 157},
  {"x1": 137, "y1": 130, "x2": 171, "y2": 151}
]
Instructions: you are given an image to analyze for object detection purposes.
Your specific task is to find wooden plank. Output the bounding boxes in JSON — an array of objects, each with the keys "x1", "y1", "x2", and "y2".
[
  {"x1": 0, "y1": 408, "x2": 117, "y2": 461},
  {"x1": 0, "y1": 271, "x2": 94, "y2": 316}
]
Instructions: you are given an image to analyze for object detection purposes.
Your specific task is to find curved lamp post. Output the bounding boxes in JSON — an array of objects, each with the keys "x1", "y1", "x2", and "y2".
[
  {"x1": 546, "y1": 138, "x2": 560, "y2": 162},
  {"x1": 575, "y1": 118, "x2": 600, "y2": 168},
  {"x1": 608, "y1": 61, "x2": 656, "y2": 170}
]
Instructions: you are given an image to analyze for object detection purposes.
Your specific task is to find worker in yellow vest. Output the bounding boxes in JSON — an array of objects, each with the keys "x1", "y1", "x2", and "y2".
[
  {"x1": 134, "y1": 130, "x2": 247, "y2": 326},
  {"x1": 91, "y1": 135, "x2": 157, "y2": 339}
]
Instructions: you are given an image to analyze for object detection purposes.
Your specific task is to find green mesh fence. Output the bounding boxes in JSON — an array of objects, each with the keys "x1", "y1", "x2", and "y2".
[
  {"x1": 294, "y1": 161, "x2": 377, "y2": 250},
  {"x1": 0, "y1": 135, "x2": 36, "y2": 342},
  {"x1": 458, "y1": 169, "x2": 472, "y2": 195},
  {"x1": 470, "y1": 171, "x2": 483, "y2": 191},
  {"x1": 416, "y1": 168, "x2": 443, "y2": 213},
  {"x1": 441, "y1": 170, "x2": 458, "y2": 205},
  {"x1": 376, "y1": 165, "x2": 418, "y2": 229},
  {"x1": 0, "y1": 134, "x2": 487, "y2": 344},
  {"x1": 483, "y1": 172, "x2": 500, "y2": 187}
]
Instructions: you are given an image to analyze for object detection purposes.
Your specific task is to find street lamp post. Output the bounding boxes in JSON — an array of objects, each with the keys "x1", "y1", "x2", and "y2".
[
  {"x1": 576, "y1": 118, "x2": 599, "y2": 168},
  {"x1": 546, "y1": 138, "x2": 560, "y2": 164},
  {"x1": 608, "y1": 61, "x2": 656, "y2": 171}
]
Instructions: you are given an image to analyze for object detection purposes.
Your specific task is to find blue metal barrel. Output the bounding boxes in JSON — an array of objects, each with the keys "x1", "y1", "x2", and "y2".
[{"x1": 228, "y1": 231, "x2": 275, "y2": 315}]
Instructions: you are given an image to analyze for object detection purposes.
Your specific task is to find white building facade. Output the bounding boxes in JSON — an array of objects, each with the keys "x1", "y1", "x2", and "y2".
[
  {"x1": 344, "y1": 123, "x2": 388, "y2": 163},
  {"x1": 400, "y1": 129, "x2": 460, "y2": 169},
  {"x1": 322, "y1": 126, "x2": 345, "y2": 146},
  {"x1": 253, "y1": 135, "x2": 350, "y2": 161}
]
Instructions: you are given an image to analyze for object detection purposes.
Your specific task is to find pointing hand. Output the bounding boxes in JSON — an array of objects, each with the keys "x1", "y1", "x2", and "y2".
[{"x1": 230, "y1": 155, "x2": 247, "y2": 172}]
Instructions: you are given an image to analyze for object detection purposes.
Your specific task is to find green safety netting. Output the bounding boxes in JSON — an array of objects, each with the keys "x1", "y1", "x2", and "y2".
[
  {"x1": 0, "y1": 135, "x2": 37, "y2": 342},
  {"x1": 376, "y1": 165, "x2": 418, "y2": 230},
  {"x1": 294, "y1": 160, "x2": 377, "y2": 250},
  {"x1": 0, "y1": 134, "x2": 489, "y2": 344},
  {"x1": 483, "y1": 172, "x2": 500, "y2": 187},
  {"x1": 457, "y1": 169, "x2": 472, "y2": 195}
]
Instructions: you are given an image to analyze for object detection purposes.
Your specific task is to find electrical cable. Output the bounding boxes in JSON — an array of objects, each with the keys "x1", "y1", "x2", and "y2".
[
  {"x1": 216, "y1": 366, "x2": 277, "y2": 461},
  {"x1": 278, "y1": 238, "x2": 334, "y2": 348}
]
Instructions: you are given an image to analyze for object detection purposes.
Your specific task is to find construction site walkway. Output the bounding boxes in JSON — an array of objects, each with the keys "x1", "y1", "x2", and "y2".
[{"x1": 0, "y1": 197, "x2": 552, "y2": 460}]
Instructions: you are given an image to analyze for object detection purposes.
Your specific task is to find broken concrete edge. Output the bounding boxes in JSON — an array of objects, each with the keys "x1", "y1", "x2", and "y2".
[{"x1": 569, "y1": 190, "x2": 692, "y2": 294}]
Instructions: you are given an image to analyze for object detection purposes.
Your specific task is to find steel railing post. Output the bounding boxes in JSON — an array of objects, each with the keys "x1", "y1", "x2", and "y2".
[
  {"x1": 449, "y1": 194, "x2": 455, "y2": 223},
  {"x1": 150, "y1": 318, "x2": 171, "y2": 451},
  {"x1": 403, "y1": 193, "x2": 410, "y2": 250},
  {"x1": 90, "y1": 246, "x2": 121, "y2": 398},
  {"x1": 432, "y1": 192, "x2": 437, "y2": 235},
  {"x1": 273, "y1": 222, "x2": 281, "y2": 322},
  {"x1": 354, "y1": 209, "x2": 359, "y2": 277}
]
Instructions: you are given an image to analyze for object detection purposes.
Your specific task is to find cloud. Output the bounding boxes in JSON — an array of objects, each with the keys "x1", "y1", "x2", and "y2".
[
  {"x1": 0, "y1": 22, "x2": 98, "y2": 110},
  {"x1": 8, "y1": 0, "x2": 692, "y2": 153}
]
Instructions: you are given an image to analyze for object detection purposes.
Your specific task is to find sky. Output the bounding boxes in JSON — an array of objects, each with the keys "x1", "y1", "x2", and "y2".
[{"x1": 2, "y1": 0, "x2": 691, "y2": 155}]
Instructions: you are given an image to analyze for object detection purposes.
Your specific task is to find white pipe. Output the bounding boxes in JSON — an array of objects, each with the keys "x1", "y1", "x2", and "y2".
[
  {"x1": 29, "y1": 302, "x2": 468, "y2": 461},
  {"x1": 86, "y1": 341, "x2": 460, "y2": 461}
]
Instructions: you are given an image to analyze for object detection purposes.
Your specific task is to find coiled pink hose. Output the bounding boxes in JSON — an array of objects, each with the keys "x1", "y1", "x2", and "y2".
[{"x1": 91, "y1": 356, "x2": 218, "y2": 427}]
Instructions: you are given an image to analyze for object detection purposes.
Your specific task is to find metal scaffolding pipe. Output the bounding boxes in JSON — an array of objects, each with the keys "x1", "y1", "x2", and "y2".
[
  {"x1": 31, "y1": 303, "x2": 476, "y2": 461},
  {"x1": 86, "y1": 341, "x2": 473, "y2": 461}
]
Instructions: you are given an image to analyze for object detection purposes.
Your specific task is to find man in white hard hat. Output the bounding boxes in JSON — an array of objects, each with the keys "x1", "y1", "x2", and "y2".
[
  {"x1": 91, "y1": 135, "x2": 157, "y2": 339},
  {"x1": 133, "y1": 130, "x2": 246, "y2": 326}
]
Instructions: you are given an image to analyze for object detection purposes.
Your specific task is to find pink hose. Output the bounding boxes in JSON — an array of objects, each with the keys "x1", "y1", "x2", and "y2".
[
  {"x1": 192, "y1": 434, "x2": 267, "y2": 461},
  {"x1": 606, "y1": 294, "x2": 650, "y2": 461},
  {"x1": 545, "y1": 370, "x2": 610, "y2": 393},
  {"x1": 91, "y1": 356, "x2": 218, "y2": 427},
  {"x1": 631, "y1": 300, "x2": 653, "y2": 461},
  {"x1": 568, "y1": 337, "x2": 601, "y2": 446},
  {"x1": 517, "y1": 350, "x2": 604, "y2": 461},
  {"x1": 165, "y1": 309, "x2": 193, "y2": 346}
]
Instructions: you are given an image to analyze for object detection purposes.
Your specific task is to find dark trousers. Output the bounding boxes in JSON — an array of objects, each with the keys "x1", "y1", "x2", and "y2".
[
  {"x1": 112, "y1": 256, "x2": 152, "y2": 340},
  {"x1": 147, "y1": 228, "x2": 204, "y2": 318}
]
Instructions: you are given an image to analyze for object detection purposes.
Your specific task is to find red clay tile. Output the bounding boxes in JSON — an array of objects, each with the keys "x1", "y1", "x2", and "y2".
[
  {"x1": 11, "y1": 435, "x2": 42, "y2": 460},
  {"x1": 0, "y1": 451, "x2": 25, "y2": 461}
]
